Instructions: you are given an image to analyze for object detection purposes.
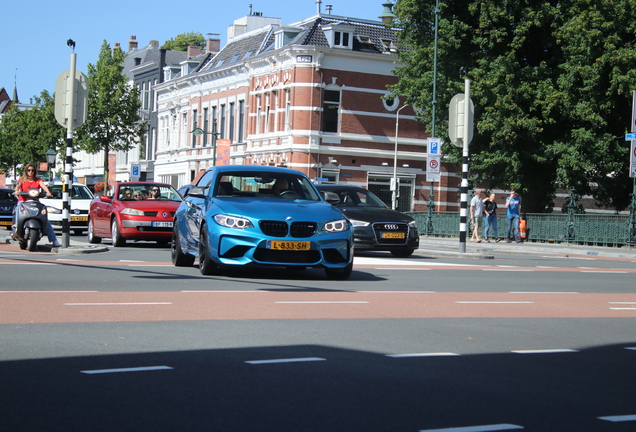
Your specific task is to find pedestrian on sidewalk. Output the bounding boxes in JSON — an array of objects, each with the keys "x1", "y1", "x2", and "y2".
[
  {"x1": 483, "y1": 192, "x2": 499, "y2": 242},
  {"x1": 470, "y1": 189, "x2": 484, "y2": 243},
  {"x1": 506, "y1": 189, "x2": 522, "y2": 243}
]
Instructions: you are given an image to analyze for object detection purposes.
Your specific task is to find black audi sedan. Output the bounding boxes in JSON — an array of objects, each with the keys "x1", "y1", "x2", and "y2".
[
  {"x1": 0, "y1": 188, "x2": 18, "y2": 230},
  {"x1": 316, "y1": 184, "x2": 419, "y2": 257}
]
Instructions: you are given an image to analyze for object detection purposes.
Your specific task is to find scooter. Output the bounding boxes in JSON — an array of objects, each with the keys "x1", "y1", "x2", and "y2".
[{"x1": 13, "y1": 188, "x2": 49, "y2": 251}]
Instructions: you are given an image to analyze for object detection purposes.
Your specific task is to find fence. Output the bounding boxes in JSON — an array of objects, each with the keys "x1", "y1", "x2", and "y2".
[{"x1": 406, "y1": 212, "x2": 634, "y2": 247}]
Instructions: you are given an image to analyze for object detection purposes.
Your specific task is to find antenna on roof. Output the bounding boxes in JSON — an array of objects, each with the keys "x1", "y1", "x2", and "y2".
[
  {"x1": 316, "y1": 0, "x2": 322, "y2": 14},
  {"x1": 326, "y1": 4, "x2": 332, "y2": 14}
]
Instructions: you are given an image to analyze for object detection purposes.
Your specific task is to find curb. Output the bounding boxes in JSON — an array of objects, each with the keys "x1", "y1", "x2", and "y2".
[{"x1": 4, "y1": 239, "x2": 109, "y2": 254}]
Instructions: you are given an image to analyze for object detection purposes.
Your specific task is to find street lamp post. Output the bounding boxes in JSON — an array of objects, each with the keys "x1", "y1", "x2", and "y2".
[
  {"x1": 191, "y1": 119, "x2": 219, "y2": 166},
  {"x1": 393, "y1": 104, "x2": 409, "y2": 210}
]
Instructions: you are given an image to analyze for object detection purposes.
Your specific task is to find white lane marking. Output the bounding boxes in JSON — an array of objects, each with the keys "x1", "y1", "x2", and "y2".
[
  {"x1": 387, "y1": 352, "x2": 460, "y2": 358},
  {"x1": 119, "y1": 260, "x2": 145, "y2": 262},
  {"x1": 456, "y1": 301, "x2": 533, "y2": 304},
  {"x1": 65, "y1": 302, "x2": 172, "y2": 306},
  {"x1": 377, "y1": 268, "x2": 431, "y2": 270},
  {"x1": 418, "y1": 424, "x2": 524, "y2": 432},
  {"x1": 536, "y1": 266, "x2": 557, "y2": 268},
  {"x1": 358, "y1": 291, "x2": 436, "y2": 293},
  {"x1": 81, "y1": 366, "x2": 173, "y2": 374},
  {"x1": 486, "y1": 269, "x2": 534, "y2": 272},
  {"x1": 609, "y1": 302, "x2": 636, "y2": 304},
  {"x1": 598, "y1": 414, "x2": 636, "y2": 422},
  {"x1": 610, "y1": 308, "x2": 636, "y2": 310},
  {"x1": 0, "y1": 291, "x2": 99, "y2": 293},
  {"x1": 581, "y1": 271, "x2": 628, "y2": 274},
  {"x1": 181, "y1": 290, "x2": 263, "y2": 293},
  {"x1": 355, "y1": 257, "x2": 477, "y2": 267},
  {"x1": 509, "y1": 292, "x2": 578, "y2": 294},
  {"x1": 496, "y1": 265, "x2": 518, "y2": 268},
  {"x1": 246, "y1": 357, "x2": 326, "y2": 365},
  {"x1": 512, "y1": 349, "x2": 579, "y2": 354},
  {"x1": 275, "y1": 301, "x2": 369, "y2": 304}
]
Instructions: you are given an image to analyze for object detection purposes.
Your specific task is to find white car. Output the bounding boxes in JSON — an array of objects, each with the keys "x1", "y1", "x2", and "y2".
[{"x1": 41, "y1": 183, "x2": 94, "y2": 235}]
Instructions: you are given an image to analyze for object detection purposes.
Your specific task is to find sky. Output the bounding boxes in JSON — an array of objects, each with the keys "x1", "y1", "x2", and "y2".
[{"x1": 1, "y1": 0, "x2": 388, "y2": 104}]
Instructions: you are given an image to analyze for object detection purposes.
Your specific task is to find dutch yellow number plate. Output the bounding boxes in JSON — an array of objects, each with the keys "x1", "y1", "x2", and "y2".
[
  {"x1": 381, "y1": 232, "x2": 405, "y2": 239},
  {"x1": 0, "y1": 221, "x2": 12, "y2": 226},
  {"x1": 70, "y1": 216, "x2": 88, "y2": 222},
  {"x1": 266, "y1": 240, "x2": 310, "y2": 250}
]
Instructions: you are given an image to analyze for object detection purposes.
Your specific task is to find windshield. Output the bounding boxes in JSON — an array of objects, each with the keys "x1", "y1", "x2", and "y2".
[
  {"x1": 48, "y1": 185, "x2": 94, "y2": 200},
  {"x1": 328, "y1": 188, "x2": 388, "y2": 208},
  {"x1": 203, "y1": 171, "x2": 321, "y2": 201},
  {"x1": 118, "y1": 184, "x2": 183, "y2": 202}
]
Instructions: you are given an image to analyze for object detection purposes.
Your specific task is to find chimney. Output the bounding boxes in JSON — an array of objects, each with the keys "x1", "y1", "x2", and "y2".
[
  {"x1": 206, "y1": 38, "x2": 221, "y2": 53},
  {"x1": 150, "y1": 40, "x2": 159, "y2": 49},
  {"x1": 129, "y1": 35, "x2": 138, "y2": 52},
  {"x1": 114, "y1": 42, "x2": 122, "y2": 52},
  {"x1": 187, "y1": 45, "x2": 203, "y2": 58}
]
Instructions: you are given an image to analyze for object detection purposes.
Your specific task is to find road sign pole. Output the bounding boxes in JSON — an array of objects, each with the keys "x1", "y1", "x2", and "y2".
[
  {"x1": 61, "y1": 52, "x2": 78, "y2": 248},
  {"x1": 458, "y1": 76, "x2": 471, "y2": 253}
]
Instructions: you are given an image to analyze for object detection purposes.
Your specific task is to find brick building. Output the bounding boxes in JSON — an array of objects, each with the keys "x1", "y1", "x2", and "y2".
[{"x1": 154, "y1": 6, "x2": 443, "y2": 212}]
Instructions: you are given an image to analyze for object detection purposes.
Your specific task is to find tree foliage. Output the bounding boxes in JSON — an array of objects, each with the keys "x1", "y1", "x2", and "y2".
[
  {"x1": 0, "y1": 91, "x2": 65, "y2": 176},
  {"x1": 389, "y1": 0, "x2": 636, "y2": 212},
  {"x1": 162, "y1": 32, "x2": 205, "y2": 51},
  {"x1": 75, "y1": 40, "x2": 144, "y2": 186}
]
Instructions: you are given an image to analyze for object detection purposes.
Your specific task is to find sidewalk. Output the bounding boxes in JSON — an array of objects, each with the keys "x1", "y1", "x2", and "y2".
[
  {"x1": 416, "y1": 236, "x2": 636, "y2": 260},
  {"x1": 0, "y1": 233, "x2": 108, "y2": 255}
]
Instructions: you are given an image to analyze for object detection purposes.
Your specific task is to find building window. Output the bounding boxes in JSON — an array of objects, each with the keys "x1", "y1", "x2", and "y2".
[
  {"x1": 203, "y1": 108, "x2": 209, "y2": 146},
  {"x1": 334, "y1": 31, "x2": 350, "y2": 48},
  {"x1": 285, "y1": 89, "x2": 291, "y2": 131},
  {"x1": 220, "y1": 104, "x2": 226, "y2": 139},
  {"x1": 322, "y1": 90, "x2": 340, "y2": 133},
  {"x1": 229, "y1": 102, "x2": 235, "y2": 142},
  {"x1": 238, "y1": 100, "x2": 245, "y2": 141},
  {"x1": 192, "y1": 109, "x2": 198, "y2": 148}
]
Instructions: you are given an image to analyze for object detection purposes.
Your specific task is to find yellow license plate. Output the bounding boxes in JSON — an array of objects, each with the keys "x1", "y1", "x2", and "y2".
[
  {"x1": 70, "y1": 216, "x2": 88, "y2": 222},
  {"x1": 0, "y1": 221, "x2": 12, "y2": 226},
  {"x1": 266, "y1": 240, "x2": 310, "y2": 250},
  {"x1": 381, "y1": 232, "x2": 405, "y2": 239}
]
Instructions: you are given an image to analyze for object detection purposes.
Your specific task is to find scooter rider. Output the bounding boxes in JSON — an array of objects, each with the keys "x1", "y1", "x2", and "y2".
[{"x1": 13, "y1": 163, "x2": 61, "y2": 247}]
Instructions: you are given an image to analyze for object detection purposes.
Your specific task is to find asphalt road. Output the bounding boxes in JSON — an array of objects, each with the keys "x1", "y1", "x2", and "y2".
[{"x1": 0, "y1": 237, "x2": 635, "y2": 431}]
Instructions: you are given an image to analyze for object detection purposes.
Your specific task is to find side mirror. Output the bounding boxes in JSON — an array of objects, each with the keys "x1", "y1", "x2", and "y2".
[
  {"x1": 99, "y1": 196, "x2": 112, "y2": 203},
  {"x1": 188, "y1": 187, "x2": 207, "y2": 198},
  {"x1": 323, "y1": 191, "x2": 340, "y2": 205}
]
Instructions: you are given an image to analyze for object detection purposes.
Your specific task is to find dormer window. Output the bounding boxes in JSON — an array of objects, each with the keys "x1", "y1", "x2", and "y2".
[
  {"x1": 322, "y1": 23, "x2": 354, "y2": 50},
  {"x1": 380, "y1": 38, "x2": 398, "y2": 53}
]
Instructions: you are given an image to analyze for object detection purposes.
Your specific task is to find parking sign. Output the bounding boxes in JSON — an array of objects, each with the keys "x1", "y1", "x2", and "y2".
[{"x1": 427, "y1": 137, "x2": 441, "y2": 155}]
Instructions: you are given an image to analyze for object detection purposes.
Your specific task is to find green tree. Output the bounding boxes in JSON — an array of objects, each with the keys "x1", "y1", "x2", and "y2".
[
  {"x1": 75, "y1": 40, "x2": 144, "y2": 186},
  {"x1": 389, "y1": 0, "x2": 636, "y2": 212},
  {"x1": 162, "y1": 32, "x2": 205, "y2": 51},
  {"x1": 0, "y1": 90, "x2": 65, "y2": 175}
]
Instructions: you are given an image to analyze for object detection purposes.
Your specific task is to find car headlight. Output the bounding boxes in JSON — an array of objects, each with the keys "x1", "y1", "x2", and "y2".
[
  {"x1": 323, "y1": 219, "x2": 349, "y2": 233},
  {"x1": 349, "y1": 219, "x2": 369, "y2": 227},
  {"x1": 214, "y1": 214, "x2": 254, "y2": 229},
  {"x1": 121, "y1": 208, "x2": 145, "y2": 216},
  {"x1": 46, "y1": 206, "x2": 62, "y2": 214},
  {"x1": 409, "y1": 221, "x2": 418, "y2": 229}
]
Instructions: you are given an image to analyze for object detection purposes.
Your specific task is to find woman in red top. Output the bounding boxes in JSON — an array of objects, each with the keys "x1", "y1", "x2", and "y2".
[{"x1": 13, "y1": 163, "x2": 61, "y2": 247}]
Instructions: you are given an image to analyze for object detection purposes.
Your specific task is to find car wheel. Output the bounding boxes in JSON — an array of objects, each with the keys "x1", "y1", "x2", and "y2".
[
  {"x1": 171, "y1": 224, "x2": 194, "y2": 267},
  {"x1": 87, "y1": 219, "x2": 101, "y2": 244},
  {"x1": 324, "y1": 261, "x2": 353, "y2": 280},
  {"x1": 111, "y1": 218, "x2": 126, "y2": 247},
  {"x1": 390, "y1": 249, "x2": 415, "y2": 258},
  {"x1": 198, "y1": 226, "x2": 220, "y2": 275}
]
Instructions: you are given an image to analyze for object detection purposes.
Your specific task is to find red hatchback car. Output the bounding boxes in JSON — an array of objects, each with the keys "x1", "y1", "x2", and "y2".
[{"x1": 88, "y1": 182, "x2": 182, "y2": 246}]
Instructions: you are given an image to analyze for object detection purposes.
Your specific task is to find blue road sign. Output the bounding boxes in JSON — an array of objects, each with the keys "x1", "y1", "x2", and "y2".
[{"x1": 626, "y1": 133, "x2": 636, "y2": 141}]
